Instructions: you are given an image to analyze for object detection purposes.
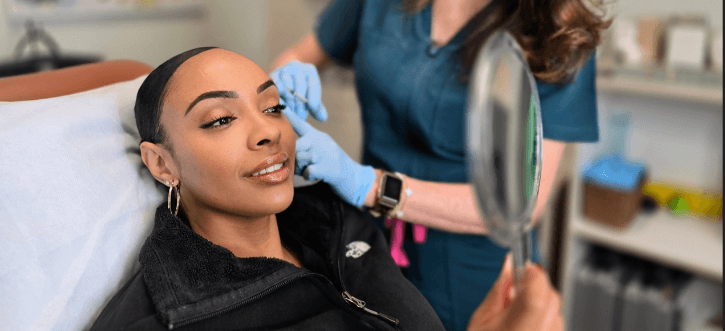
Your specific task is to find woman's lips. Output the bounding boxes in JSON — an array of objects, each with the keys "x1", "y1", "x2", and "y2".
[
  {"x1": 247, "y1": 162, "x2": 289, "y2": 184},
  {"x1": 246, "y1": 153, "x2": 290, "y2": 184},
  {"x1": 248, "y1": 153, "x2": 289, "y2": 176}
]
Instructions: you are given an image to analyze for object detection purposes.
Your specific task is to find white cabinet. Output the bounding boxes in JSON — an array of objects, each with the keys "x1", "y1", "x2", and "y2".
[{"x1": 560, "y1": 79, "x2": 723, "y2": 331}]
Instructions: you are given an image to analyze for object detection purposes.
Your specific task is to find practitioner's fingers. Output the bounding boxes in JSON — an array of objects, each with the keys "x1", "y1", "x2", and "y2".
[
  {"x1": 295, "y1": 135, "x2": 313, "y2": 152},
  {"x1": 283, "y1": 107, "x2": 313, "y2": 137},
  {"x1": 304, "y1": 68, "x2": 328, "y2": 122}
]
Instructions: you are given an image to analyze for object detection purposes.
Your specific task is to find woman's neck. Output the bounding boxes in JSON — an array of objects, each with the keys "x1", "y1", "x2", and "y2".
[
  {"x1": 184, "y1": 205, "x2": 301, "y2": 268},
  {"x1": 430, "y1": 0, "x2": 492, "y2": 46}
]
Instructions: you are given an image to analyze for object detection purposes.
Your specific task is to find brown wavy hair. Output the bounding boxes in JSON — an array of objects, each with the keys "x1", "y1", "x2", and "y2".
[{"x1": 403, "y1": 0, "x2": 611, "y2": 84}]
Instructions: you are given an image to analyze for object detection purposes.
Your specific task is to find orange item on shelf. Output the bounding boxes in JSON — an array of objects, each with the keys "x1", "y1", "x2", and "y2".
[{"x1": 583, "y1": 175, "x2": 648, "y2": 229}]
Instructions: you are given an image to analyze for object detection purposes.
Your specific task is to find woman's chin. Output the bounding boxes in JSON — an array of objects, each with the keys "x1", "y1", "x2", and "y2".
[
  {"x1": 269, "y1": 192, "x2": 294, "y2": 214},
  {"x1": 261, "y1": 183, "x2": 295, "y2": 214}
]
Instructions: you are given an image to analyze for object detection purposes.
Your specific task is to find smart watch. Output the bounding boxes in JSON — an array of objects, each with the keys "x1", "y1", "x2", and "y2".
[{"x1": 372, "y1": 172, "x2": 404, "y2": 217}]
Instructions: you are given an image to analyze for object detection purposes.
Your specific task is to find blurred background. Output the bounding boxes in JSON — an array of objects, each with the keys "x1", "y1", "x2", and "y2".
[{"x1": 0, "y1": 0, "x2": 721, "y2": 330}]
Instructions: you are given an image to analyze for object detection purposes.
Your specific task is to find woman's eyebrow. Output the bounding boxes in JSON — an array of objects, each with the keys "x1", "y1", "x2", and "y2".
[
  {"x1": 185, "y1": 90, "x2": 239, "y2": 116},
  {"x1": 257, "y1": 79, "x2": 275, "y2": 94}
]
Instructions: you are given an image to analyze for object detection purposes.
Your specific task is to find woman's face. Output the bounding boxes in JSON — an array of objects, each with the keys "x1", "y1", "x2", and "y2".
[{"x1": 159, "y1": 49, "x2": 296, "y2": 218}]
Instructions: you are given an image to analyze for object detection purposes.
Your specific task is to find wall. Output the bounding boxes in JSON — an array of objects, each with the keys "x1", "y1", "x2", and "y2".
[
  {"x1": 0, "y1": 0, "x2": 268, "y2": 68},
  {"x1": 267, "y1": 0, "x2": 363, "y2": 162},
  {"x1": 610, "y1": 0, "x2": 722, "y2": 27},
  {"x1": 579, "y1": 95, "x2": 723, "y2": 191},
  {"x1": 202, "y1": 0, "x2": 268, "y2": 67},
  {"x1": 0, "y1": 6, "x2": 203, "y2": 67}
]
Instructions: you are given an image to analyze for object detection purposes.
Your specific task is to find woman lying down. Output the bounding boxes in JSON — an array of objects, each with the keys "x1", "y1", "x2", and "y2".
[{"x1": 90, "y1": 47, "x2": 562, "y2": 331}]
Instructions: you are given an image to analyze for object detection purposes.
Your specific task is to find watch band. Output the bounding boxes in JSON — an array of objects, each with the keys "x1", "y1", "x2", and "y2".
[
  {"x1": 371, "y1": 171, "x2": 404, "y2": 218},
  {"x1": 391, "y1": 172, "x2": 411, "y2": 218}
]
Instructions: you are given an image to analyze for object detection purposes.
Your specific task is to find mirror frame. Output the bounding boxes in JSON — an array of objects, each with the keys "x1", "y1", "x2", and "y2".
[{"x1": 466, "y1": 30, "x2": 544, "y2": 245}]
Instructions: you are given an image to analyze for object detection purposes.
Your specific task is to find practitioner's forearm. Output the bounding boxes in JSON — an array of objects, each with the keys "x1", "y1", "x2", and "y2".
[
  {"x1": 271, "y1": 33, "x2": 331, "y2": 71},
  {"x1": 363, "y1": 169, "x2": 487, "y2": 234},
  {"x1": 363, "y1": 140, "x2": 567, "y2": 235}
]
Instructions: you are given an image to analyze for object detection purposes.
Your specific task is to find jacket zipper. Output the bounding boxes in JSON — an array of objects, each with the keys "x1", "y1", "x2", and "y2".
[
  {"x1": 170, "y1": 201, "x2": 401, "y2": 329},
  {"x1": 168, "y1": 272, "x2": 398, "y2": 330},
  {"x1": 334, "y1": 202, "x2": 400, "y2": 329},
  {"x1": 342, "y1": 291, "x2": 400, "y2": 326}
]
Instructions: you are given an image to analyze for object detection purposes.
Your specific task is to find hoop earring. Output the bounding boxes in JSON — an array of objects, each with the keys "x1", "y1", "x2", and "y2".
[{"x1": 167, "y1": 181, "x2": 181, "y2": 216}]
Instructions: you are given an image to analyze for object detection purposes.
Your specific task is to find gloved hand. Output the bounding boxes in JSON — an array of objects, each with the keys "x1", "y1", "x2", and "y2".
[
  {"x1": 271, "y1": 61, "x2": 328, "y2": 122},
  {"x1": 283, "y1": 107, "x2": 375, "y2": 208}
]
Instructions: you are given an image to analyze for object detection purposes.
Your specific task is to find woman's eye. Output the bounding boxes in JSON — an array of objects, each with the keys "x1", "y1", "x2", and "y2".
[
  {"x1": 263, "y1": 104, "x2": 286, "y2": 114},
  {"x1": 200, "y1": 116, "x2": 236, "y2": 129}
]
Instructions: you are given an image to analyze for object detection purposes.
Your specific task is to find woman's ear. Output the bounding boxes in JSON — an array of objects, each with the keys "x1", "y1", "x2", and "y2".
[{"x1": 140, "y1": 141, "x2": 178, "y2": 184}]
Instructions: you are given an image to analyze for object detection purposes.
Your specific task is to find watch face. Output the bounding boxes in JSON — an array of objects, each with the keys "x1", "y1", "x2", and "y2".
[{"x1": 383, "y1": 175, "x2": 402, "y2": 200}]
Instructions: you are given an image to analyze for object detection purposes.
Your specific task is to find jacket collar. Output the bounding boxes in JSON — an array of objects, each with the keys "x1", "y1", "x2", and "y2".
[{"x1": 139, "y1": 184, "x2": 343, "y2": 328}]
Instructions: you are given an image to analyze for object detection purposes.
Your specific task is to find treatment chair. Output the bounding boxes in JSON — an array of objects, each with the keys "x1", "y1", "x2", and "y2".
[
  {"x1": 0, "y1": 59, "x2": 152, "y2": 101},
  {"x1": 0, "y1": 60, "x2": 163, "y2": 331}
]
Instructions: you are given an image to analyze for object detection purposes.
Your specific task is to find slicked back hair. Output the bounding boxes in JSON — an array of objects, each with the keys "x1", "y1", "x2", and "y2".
[{"x1": 135, "y1": 47, "x2": 218, "y2": 146}]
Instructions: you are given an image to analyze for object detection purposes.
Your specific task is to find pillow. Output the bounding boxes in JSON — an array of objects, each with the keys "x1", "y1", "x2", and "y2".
[{"x1": 0, "y1": 75, "x2": 166, "y2": 331}]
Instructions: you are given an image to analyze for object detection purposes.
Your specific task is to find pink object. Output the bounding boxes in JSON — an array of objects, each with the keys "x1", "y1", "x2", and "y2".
[
  {"x1": 386, "y1": 217, "x2": 427, "y2": 268},
  {"x1": 384, "y1": 217, "x2": 394, "y2": 227},
  {"x1": 389, "y1": 218, "x2": 409, "y2": 267},
  {"x1": 412, "y1": 224, "x2": 427, "y2": 243}
]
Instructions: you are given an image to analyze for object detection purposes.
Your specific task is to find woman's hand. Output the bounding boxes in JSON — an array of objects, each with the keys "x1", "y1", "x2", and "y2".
[
  {"x1": 271, "y1": 61, "x2": 328, "y2": 122},
  {"x1": 283, "y1": 108, "x2": 376, "y2": 208},
  {"x1": 467, "y1": 256, "x2": 563, "y2": 331}
]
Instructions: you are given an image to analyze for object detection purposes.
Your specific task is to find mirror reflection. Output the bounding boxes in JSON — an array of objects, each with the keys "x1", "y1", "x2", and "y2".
[{"x1": 467, "y1": 30, "x2": 543, "y2": 288}]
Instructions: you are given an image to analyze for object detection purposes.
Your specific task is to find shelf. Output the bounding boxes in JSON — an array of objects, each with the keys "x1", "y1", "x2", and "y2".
[
  {"x1": 572, "y1": 209, "x2": 723, "y2": 281},
  {"x1": 596, "y1": 76, "x2": 723, "y2": 105},
  {"x1": 561, "y1": 147, "x2": 723, "y2": 331},
  {"x1": 5, "y1": 0, "x2": 206, "y2": 25}
]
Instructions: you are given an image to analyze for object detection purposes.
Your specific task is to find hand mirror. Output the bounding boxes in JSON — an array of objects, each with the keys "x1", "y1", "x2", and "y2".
[{"x1": 467, "y1": 30, "x2": 543, "y2": 289}]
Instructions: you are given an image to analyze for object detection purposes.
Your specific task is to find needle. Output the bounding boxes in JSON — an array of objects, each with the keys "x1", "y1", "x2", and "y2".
[
  {"x1": 287, "y1": 87, "x2": 310, "y2": 104},
  {"x1": 286, "y1": 87, "x2": 323, "y2": 115}
]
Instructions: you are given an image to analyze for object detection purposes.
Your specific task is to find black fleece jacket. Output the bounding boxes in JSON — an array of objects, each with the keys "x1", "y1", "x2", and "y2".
[{"x1": 89, "y1": 183, "x2": 446, "y2": 330}]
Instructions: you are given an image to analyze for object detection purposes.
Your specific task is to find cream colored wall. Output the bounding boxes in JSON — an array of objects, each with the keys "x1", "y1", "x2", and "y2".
[
  {"x1": 0, "y1": 8, "x2": 205, "y2": 67},
  {"x1": 267, "y1": 0, "x2": 363, "y2": 162},
  {"x1": 612, "y1": 0, "x2": 722, "y2": 27},
  {"x1": 202, "y1": 0, "x2": 268, "y2": 67},
  {"x1": 0, "y1": 1, "x2": 268, "y2": 68}
]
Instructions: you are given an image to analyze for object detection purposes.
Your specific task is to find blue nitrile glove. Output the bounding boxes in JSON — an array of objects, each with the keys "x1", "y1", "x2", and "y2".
[
  {"x1": 283, "y1": 107, "x2": 375, "y2": 208},
  {"x1": 271, "y1": 61, "x2": 328, "y2": 122}
]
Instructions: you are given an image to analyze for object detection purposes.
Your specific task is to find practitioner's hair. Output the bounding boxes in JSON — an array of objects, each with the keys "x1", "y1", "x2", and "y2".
[{"x1": 402, "y1": 0, "x2": 612, "y2": 84}]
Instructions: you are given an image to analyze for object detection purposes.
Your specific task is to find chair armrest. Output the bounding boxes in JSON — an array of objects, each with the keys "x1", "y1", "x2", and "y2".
[{"x1": 0, "y1": 59, "x2": 153, "y2": 101}]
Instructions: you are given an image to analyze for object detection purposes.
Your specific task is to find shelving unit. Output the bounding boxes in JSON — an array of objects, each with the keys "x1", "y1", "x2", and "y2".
[
  {"x1": 560, "y1": 148, "x2": 723, "y2": 331},
  {"x1": 571, "y1": 209, "x2": 723, "y2": 281},
  {"x1": 596, "y1": 76, "x2": 723, "y2": 106}
]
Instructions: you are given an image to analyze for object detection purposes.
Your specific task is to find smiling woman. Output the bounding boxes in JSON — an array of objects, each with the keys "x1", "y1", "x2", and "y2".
[
  {"x1": 135, "y1": 48, "x2": 298, "y2": 260},
  {"x1": 87, "y1": 47, "x2": 448, "y2": 331},
  {"x1": 88, "y1": 47, "x2": 561, "y2": 331}
]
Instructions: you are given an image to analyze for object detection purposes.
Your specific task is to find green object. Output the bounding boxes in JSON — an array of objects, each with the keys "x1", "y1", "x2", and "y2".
[
  {"x1": 525, "y1": 93, "x2": 536, "y2": 201},
  {"x1": 668, "y1": 196, "x2": 689, "y2": 215}
]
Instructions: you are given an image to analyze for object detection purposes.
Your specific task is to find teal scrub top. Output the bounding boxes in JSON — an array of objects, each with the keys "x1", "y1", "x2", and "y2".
[{"x1": 316, "y1": 0, "x2": 599, "y2": 330}]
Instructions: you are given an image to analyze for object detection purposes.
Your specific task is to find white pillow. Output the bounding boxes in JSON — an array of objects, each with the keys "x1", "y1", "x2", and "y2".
[{"x1": 0, "y1": 75, "x2": 165, "y2": 331}]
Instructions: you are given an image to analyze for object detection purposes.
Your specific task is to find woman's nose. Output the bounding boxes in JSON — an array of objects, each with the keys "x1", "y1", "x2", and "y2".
[{"x1": 247, "y1": 113, "x2": 282, "y2": 150}]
